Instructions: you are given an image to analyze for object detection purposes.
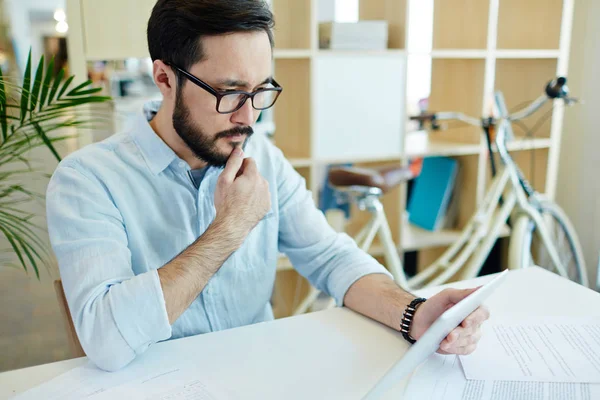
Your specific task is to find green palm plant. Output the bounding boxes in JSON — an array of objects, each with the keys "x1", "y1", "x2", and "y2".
[{"x1": 0, "y1": 50, "x2": 111, "y2": 278}]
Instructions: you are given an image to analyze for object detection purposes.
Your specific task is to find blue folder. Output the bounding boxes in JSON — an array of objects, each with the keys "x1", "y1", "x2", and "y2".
[{"x1": 407, "y1": 157, "x2": 458, "y2": 231}]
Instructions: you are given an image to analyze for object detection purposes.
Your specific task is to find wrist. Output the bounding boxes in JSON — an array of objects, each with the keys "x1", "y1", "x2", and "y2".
[
  {"x1": 400, "y1": 297, "x2": 427, "y2": 344},
  {"x1": 211, "y1": 214, "x2": 247, "y2": 249}
]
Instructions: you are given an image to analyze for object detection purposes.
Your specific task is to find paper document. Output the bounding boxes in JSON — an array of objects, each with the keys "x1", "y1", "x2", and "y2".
[
  {"x1": 460, "y1": 316, "x2": 600, "y2": 383},
  {"x1": 10, "y1": 360, "x2": 231, "y2": 400},
  {"x1": 403, "y1": 353, "x2": 599, "y2": 400},
  {"x1": 91, "y1": 366, "x2": 234, "y2": 400},
  {"x1": 10, "y1": 361, "x2": 153, "y2": 400}
]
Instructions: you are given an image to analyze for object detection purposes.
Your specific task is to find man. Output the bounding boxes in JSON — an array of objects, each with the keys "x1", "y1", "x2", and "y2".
[{"x1": 46, "y1": 0, "x2": 489, "y2": 372}]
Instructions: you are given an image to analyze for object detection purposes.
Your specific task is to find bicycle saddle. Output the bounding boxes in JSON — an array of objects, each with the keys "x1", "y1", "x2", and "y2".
[{"x1": 328, "y1": 164, "x2": 419, "y2": 194}]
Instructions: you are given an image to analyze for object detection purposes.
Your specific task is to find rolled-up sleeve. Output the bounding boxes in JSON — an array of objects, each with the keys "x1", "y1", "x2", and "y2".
[
  {"x1": 46, "y1": 162, "x2": 171, "y2": 371},
  {"x1": 274, "y1": 149, "x2": 392, "y2": 306}
]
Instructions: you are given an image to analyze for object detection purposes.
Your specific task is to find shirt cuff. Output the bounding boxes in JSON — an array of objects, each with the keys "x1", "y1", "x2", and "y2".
[{"x1": 109, "y1": 269, "x2": 172, "y2": 354}]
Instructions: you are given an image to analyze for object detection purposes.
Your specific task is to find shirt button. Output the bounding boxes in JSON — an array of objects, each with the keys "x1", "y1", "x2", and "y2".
[{"x1": 178, "y1": 161, "x2": 186, "y2": 168}]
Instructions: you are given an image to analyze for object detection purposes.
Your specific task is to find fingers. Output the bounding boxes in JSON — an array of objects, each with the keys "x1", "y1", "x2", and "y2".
[
  {"x1": 442, "y1": 326, "x2": 482, "y2": 349},
  {"x1": 240, "y1": 157, "x2": 258, "y2": 177},
  {"x1": 220, "y1": 147, "x2": 245, "y2": 183},
  {"x1": 439, "y1": 306, "x2": 489, "y2": 354},
  {"x1": 453, "y1": 344, "x2": 477, "y2": 355},
  {"x1": 438, "y1": 313, "x2": 486, "y2": 355},
  {"x1": 443, "y1": 286, "x2": 481, "y2": 304},
  {"x1": 462, "y1": 306, "x2": 490, "y2": 329},
  {"x1": 436, "y1": 345, "x2": 476, "y2": 356}
]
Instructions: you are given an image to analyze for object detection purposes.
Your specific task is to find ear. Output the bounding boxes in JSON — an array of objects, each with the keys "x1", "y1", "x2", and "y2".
[{"x1": 153, "y1": 60, "x2": 177, "y2": 100}]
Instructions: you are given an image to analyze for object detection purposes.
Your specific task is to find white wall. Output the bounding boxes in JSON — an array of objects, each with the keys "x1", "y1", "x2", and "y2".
[
  {"x1": 5, "y1": 0, "x2": 65, "y2": 71},
  {"x1": 556, "y1": 0, "x2": 600, "y2": 288}
]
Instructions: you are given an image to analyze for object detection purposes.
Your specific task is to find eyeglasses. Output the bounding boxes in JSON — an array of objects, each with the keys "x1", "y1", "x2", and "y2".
[{"x1": 166, "y1": 62, "x2": 283, "y2": 114}]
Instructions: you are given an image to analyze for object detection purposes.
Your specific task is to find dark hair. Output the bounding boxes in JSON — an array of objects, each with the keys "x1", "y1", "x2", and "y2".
[{"x1": 147, "y1": 0, "x2": 275, "y2": 72}]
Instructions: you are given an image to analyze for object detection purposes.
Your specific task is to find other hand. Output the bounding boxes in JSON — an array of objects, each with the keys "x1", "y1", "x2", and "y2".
[{"x1": 410, "y1": 287, "x2": 490, "y2": 355}]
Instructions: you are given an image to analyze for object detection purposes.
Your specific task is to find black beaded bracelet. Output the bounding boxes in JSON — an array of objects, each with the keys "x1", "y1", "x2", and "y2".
[{"x1": 400, "y1": 297, "x2": 427, "y2": 344}]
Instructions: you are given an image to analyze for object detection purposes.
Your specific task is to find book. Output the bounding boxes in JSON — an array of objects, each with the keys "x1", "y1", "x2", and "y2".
[
  {"x1": 407, "y1": 157, "x2": 458, "y2": 231},
  {"x1": 319, "y1": 21, "x2": 388, "y2": 50}
]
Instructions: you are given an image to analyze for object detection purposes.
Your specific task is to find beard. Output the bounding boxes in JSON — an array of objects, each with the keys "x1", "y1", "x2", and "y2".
[{"x1": 172, "y1": 89, "x2": 253, "y2": 167}]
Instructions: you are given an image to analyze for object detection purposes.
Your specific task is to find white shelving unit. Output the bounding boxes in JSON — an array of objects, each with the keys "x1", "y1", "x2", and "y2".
[{"x1": 65, "y1": 0, "x2": 575, "y2": 316}]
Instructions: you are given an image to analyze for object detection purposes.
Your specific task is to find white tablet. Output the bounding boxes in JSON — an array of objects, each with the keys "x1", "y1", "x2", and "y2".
[{"x1": 362, "y1": 270, "x2": 509, "y2": 400}]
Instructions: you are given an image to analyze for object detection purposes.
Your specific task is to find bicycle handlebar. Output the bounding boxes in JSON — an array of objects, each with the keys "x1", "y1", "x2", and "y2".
[
  {"x1": 410, "y1": 76, "x2": 574, "y2": 128},
  {"x1": 546, "y1": 76, "x2": 568, "y2": 99}
]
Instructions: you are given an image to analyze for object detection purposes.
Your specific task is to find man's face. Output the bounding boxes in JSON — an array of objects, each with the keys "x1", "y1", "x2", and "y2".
[{"x1": 172, "y1": 31, "x2": 273, "y2": 167}]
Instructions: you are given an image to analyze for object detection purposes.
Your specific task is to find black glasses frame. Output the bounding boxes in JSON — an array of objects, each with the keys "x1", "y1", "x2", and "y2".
[{"x1": 166, "y1": 62, "x2": 283, "y2": 114}]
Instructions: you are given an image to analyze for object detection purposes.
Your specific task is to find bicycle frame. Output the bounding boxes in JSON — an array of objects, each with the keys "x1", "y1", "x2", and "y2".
[
  {"x1": 346, "y1": 90, "x2": 570, "y2": 290},
  {"x1": 351, "y1": 166, "x2": 515, "y2": 291},
  {"x1": 292, "y1": 79, "x2": 577, "y2": 312},
  {"x1": 494, "y1": 92, "x2": 570, "y2": 278}
]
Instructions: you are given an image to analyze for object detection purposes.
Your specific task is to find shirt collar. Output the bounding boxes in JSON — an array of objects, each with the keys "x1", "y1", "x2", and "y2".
[{"x1": 131, "y1": 100, "x2": 178, "y2": 175}]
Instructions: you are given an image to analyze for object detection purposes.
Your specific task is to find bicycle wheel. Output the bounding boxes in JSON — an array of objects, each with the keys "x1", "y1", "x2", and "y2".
[{"x1": 509, "y1": 200, "x2": 588, "y2": 286}]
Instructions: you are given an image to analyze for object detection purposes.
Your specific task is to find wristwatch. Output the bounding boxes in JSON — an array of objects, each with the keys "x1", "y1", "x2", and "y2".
[{"x1": 400, "y1": 297, "x2": 427, "y2": 344}]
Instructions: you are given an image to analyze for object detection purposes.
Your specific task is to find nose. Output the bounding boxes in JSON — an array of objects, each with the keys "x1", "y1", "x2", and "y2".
[{"x1": 230, "y1": 97, "x2": 256, "y2": 126}]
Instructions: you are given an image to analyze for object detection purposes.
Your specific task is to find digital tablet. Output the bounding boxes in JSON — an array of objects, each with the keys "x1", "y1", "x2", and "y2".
[{"x1": 362, "y1": 270, "x2": 509, "y2": 400}]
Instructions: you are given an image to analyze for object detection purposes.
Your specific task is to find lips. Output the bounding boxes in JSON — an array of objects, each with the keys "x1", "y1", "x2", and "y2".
[{"x1": 223, "y1": 133, "x2": 245, "y2": 140}]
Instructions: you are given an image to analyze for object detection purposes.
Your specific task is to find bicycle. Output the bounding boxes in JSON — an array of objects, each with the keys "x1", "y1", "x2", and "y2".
[{"x1": 293, "y1": 77, "x2": 588, "y2": 315}]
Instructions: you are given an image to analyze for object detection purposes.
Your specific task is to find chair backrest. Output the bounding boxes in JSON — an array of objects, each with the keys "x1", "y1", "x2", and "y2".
[{"x1": 53, "y1": 280, "x2": 86, "y2": 358}]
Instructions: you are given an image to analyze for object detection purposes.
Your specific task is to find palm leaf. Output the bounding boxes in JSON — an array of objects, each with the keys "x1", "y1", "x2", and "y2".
[
  {"x1": 38, "y1": 57, "x2": 55, "y2": 111},
  {"x1": 56, "y1": 76, "x2": 74, "y2": 100},
  {"x1": 0, "y1": 225, "x2": 29, "y2": 275},
  {"x1": 0, "y1": 67, "x2": 7, "y2": 141},
  {"x1": 67, "y1": 88, "x2": 104, "y2": 97},
  {"x1": 30, "y1": 122, "x2": 62, "y2": 162},
  {"x1": 19, "y1": 50, "x2": 32, "y2": 123},
  {"x1": 47, "y1": 68, "x2": 64, "y2": 106},
  {"x1": 66, "y1": 79, "x2": 96, "y2": 96},
  {"x1": 14, "y1": 234, "x2": 40, "y2": 278},
  {"x1": 0, "y1": 213, "x2": 49, "y2": 257},
  {"x1": 0, "y1": 48, "x2": 111, "y2": 277},
  {"x1": 29, "y1": 55, "x2": 44, "y2": 113}
]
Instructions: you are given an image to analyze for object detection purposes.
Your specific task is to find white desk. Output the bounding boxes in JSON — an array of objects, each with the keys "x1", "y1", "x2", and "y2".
[{"x1": 1, "y1": 267, "x2": 598, "y2": 399}]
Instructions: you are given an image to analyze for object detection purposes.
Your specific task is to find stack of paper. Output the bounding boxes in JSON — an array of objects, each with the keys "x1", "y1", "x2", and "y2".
[
  {"x1": 404, "y1": 316, "x2": 600, "y2": 400},
  {"x1": 404, "y1": 354, "x2": 598, "y2": 400}
]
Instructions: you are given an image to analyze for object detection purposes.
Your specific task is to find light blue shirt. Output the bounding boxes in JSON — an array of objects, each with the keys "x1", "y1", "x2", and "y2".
[{"x1": 46, "y1": 101, "x2": 391, "y2": 371}]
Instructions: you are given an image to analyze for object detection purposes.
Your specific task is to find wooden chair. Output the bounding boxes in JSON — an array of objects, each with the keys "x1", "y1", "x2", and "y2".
[{"x1": 54, "y1": 280, "x2": 86, "y2": 358}]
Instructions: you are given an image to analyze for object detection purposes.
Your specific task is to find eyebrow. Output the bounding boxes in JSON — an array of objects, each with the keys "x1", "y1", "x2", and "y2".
[{"x1": 216, "y1": 77, "x2": 273, "y2": 89}]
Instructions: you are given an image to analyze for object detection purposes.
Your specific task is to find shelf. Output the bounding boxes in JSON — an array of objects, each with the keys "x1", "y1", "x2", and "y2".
[
  {"x1": 274, "y1": 49, "x2": 312, "y2": 59},
  {"x1": 404, "y1": 130, "x2": 552, "y2": 159},
  {"x1": 405, "y1": 130, "x2": 481, "y2": 157},
  {"x1": 429, "y1": 50, "x2": 488, "y2": 59},
  {"x1": 495, "y1": 50, "x2": 561, "y2": 59},
  {"x1": 279, "y1": 222, "x2": 512, "y2": 261},
  {"x1": 427, "y1": 50, "x2": 561, "y2": 60},
  {"x1": 314, "y1": 154, "x2": 402, "y2": 165},
  {"x1": 402, "y1": 223, "x2": 511, "y2": 252},
  {"x1": 273, "y1": 58, "x2": 311, "y2": 158},
  {"x1": 289, "y1": 158, "x2": 313, "y2": 168},
  {"x1": 317, "y1": 49, "x2": 405, "y2": 57},
  {"x1": 403, "y1": 224, "x2": 462, "y2": 251}
]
